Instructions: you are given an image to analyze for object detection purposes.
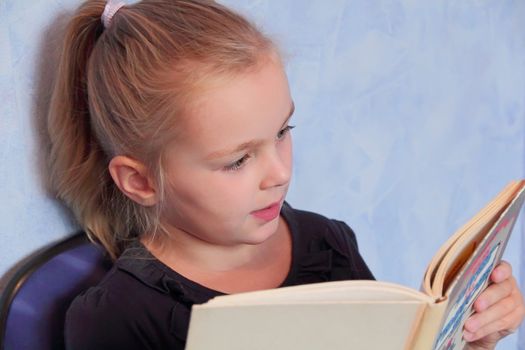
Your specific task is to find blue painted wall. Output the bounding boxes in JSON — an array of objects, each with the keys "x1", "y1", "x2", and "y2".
[{"x1": 1, "y1": 0, "x2": 524, "y2": 348}]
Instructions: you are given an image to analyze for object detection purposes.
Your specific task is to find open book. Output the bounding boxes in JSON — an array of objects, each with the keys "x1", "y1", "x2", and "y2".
[{"x1": 186, "y1": 180, "x2": 525, "y2": 350}]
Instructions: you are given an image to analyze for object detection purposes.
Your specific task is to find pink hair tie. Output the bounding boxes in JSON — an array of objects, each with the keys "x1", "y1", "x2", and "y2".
[{"x1": 101, "y1": 0, "x2": 126, "y2": 29}]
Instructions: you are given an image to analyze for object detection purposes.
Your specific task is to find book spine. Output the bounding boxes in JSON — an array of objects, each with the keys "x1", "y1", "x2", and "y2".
[{"x1": 408, "y1": 299, "x2": 448, "y2": 350}]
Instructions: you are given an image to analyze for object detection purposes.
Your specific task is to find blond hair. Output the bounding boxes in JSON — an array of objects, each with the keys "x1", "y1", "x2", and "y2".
[{"x1": 47, "y1": 0, "x2": 275, "y2": 258}]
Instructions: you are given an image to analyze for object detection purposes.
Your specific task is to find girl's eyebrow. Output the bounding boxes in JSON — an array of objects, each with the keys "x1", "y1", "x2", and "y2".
[{"x1": 205, "y1": 101, "x2": 295, "y2": 161}]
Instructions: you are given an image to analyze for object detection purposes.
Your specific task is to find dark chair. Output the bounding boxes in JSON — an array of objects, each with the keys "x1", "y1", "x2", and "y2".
[{"x1": 0, "y1": 232, "x2": 112, "y2": 350}]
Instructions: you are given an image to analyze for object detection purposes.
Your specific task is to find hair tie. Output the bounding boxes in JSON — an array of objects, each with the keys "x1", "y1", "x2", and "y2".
[{"x1": 101, "y1": 0, "x2": 126, "y2": 29}]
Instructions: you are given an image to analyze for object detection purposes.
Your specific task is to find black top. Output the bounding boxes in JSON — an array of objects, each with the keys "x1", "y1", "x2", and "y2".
[{"x1": 65, "y1": 203, "x2": 374, "y2": 350}]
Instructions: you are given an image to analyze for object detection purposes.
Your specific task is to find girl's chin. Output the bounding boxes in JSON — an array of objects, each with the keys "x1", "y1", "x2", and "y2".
[{"x1": 242, "y1": 216, "x2": 281, "y2": 245}]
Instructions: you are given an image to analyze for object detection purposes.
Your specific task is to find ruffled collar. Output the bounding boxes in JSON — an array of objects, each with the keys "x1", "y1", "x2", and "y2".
[{"x1": 116, "y1": 242, "x2": 223, "y2": 306}]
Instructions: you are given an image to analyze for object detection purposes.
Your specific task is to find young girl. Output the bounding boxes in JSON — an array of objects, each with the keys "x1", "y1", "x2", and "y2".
[{"x1": 47, "y1": 0, "x2": 524, "y2": 349}]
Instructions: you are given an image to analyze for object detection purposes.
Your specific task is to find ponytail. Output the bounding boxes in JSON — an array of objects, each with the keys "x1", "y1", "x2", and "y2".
[{"x1": 48, "y1": 0, "x2": 123, "y2": 258}]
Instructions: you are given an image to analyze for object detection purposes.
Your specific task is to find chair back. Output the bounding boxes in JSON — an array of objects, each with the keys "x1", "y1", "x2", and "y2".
[{"x1": 0, "y1": 233, "x2": 111, "y2": 350}]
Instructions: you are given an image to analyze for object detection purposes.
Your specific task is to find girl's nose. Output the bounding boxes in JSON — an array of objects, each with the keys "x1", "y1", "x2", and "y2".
[{"x1": 259, "y1": 148, "x2": 291, "y2": 190}]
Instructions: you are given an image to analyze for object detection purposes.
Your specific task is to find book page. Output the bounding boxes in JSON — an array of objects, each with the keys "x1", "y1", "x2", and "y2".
[
  {"x1": 422, "y1": 181, "x2": 520, "y2": 297},
  {"x1": 187, "y1": 302, "x2": 427, "y2": 350},
  {"x1": 187, "y1": 281, "x2": 435, "y2": 350}
]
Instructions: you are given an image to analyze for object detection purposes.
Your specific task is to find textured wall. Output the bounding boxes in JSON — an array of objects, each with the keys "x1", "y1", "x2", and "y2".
[
  {"x1": 1, "y1": 1, "x2": 81, "y2": 281},
  {"x1": 1, "y1": 0, "x2": 524, "y2": 348}
]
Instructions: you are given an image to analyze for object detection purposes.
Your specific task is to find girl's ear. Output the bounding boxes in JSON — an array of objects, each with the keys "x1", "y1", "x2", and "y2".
[{"x1": 108, "y1": 156, "x2": 158, "y2": 207}]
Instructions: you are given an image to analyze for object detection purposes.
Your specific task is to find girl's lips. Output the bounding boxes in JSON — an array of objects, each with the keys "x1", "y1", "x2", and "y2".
[{"x1": 251, "y1": 200, "x2": 282, "y2": 221}]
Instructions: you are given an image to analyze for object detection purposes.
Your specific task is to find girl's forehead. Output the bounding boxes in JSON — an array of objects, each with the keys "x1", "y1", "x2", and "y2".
[{"x1": 176, "y1": 59, "x2": 292, "y2": 151}]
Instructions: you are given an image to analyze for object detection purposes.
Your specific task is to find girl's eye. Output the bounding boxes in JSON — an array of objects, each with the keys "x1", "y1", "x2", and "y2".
[
  {"x1": 277, "y1": 125, "x2": 295, "y2": 140},
  {"x1": 224, "y1": 154, "x2": 251, "y2": 171}
]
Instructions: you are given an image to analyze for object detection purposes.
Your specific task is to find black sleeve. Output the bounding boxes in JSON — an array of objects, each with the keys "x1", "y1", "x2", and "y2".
[
  {"x1": 327, "y1": 219, "x2": 375, "y2": 280},
  {"x1": 282, "y1": 202, "x2": 375, "y2": 282}
]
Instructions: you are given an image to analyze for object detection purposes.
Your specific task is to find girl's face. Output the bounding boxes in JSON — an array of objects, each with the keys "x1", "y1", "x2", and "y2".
[{"x1": 160, "y1": 57, "x2": 294, "y2": 247}]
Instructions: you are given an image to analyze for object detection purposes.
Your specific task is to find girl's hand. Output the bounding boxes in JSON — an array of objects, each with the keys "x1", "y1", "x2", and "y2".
[{"x1": 463, "y1": 261, "x2": 525, "y2": 350}]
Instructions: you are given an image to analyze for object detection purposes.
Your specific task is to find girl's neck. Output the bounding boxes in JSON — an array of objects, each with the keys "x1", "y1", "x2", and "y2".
[{"x1": 141, "y1": 217, "x2": 292, "y2": 293}]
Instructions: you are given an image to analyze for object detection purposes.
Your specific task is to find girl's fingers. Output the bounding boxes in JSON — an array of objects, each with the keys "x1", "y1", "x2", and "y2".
[
  {"x1": 463, "y1": 304, "x2": 522, "y2": 342},
  {"x1": 490, "y1": 261, "x2": 512, "y2": 284},
  {"x1": 472, "y1": 278, "x2": 514, "y2": 313},
  {"x1": 464, "y1": 276, "x2": 525, "y2": 342}
]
